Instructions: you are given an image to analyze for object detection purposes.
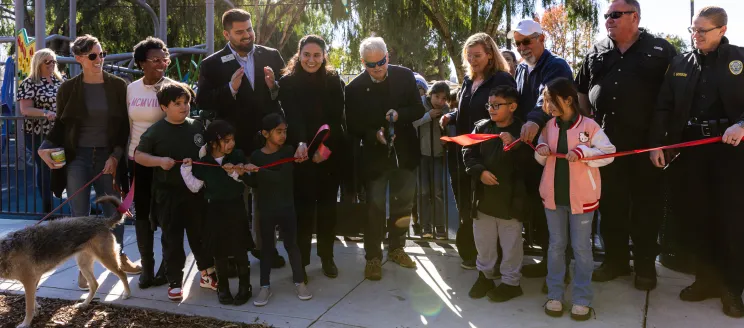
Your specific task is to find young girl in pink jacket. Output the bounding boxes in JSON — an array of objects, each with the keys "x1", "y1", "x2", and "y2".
[{"x1": 535, "y1": 78, "x2": 616, "y2": 321}]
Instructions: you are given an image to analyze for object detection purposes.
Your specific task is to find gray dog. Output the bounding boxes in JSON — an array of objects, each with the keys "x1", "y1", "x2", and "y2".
[{"x1": 0, "y1": 196, "x2": 131, "y2": 328}]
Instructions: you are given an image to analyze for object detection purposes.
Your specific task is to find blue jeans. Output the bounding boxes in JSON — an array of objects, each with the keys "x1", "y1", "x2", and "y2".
[
  {"x1": 24, "y1": 133, "x2": 53, "y2": 212},
  {"x1": 545, "y1": 206, "x2": 594, "y2": 306},
  {"x1": 67, "y1": 147, "x2": 124, "y2": 251},
  {"x1": 419, "y1": 156, "x2": 445, "y2": 230}
]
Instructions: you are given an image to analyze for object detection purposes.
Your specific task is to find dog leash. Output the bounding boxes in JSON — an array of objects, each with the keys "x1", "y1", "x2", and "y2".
[{"x1": 35, "y1": 171, "x2": 105, "y2": 226}]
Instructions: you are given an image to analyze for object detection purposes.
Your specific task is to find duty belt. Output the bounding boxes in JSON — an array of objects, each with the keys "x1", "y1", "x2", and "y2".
[{"x1": 686, "y1": 117, "x2": 729, "y2": 137}]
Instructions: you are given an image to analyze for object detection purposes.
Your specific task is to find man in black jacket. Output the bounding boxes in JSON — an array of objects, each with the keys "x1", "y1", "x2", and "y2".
[
  {"x1": 570, "y1": 0, "x2": 676, "y2": 291},
  {"x1": 346, "y1": 37, "x2": 425, "y2": 281},
  {"x1": 196, "y1": 8, "x2": 286, "y2": 268}
]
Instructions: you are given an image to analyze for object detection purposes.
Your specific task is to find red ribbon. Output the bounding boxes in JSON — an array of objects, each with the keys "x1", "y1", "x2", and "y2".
[
  {"x1": 117, "y1": 125, "x2": 331, "y2": 214},
  {"x1": 441, "y1": 134, "x2": 725, "y2": 161}
]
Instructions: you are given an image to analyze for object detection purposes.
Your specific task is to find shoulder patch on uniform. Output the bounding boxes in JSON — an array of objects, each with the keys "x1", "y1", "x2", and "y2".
[
  {"x1": 729, "y1": 60, "x2": 743, "y2": 75},
  {"x1": 654, "y1": 46, "x2": 663, "y2": 51},
  {"x1": 194, "y1": 133, "x2": 205, "y2": 147},
  {"x1": 674, "y1": 72, "x2": 687, "y2": 77}
]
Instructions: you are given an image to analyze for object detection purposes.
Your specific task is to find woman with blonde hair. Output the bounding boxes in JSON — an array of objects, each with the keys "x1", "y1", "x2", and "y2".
[
  {"x1": 17, "y1": 48, "x2": 64, "y2": 213},
  {"x1": 439, "y1": 32, "x2": 516, "y2": 270}
]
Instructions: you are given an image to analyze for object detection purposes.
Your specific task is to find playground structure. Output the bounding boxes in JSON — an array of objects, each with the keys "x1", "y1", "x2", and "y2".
[{"x1": 4, "y1": 0, "x2": 242, "y2": 84}]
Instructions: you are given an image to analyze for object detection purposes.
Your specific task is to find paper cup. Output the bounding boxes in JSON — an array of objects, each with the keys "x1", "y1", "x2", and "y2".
[{"x1": 51, "y1": 149, "x2": 66, "y2": 163}]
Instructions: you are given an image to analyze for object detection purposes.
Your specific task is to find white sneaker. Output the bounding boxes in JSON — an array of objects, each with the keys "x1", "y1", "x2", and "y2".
[
  {"x1": 570, "y1": 304, "x2": 591, "y2": 321},
  {"x1": 296, "y1": 283, "x2": 312, "y2": 300},
  {"x1": 545, "y1": 299, "x2": 563, "y2": 317},
  {"x1": 253, "y1": 286, "x2": 272, "y2": 307}
]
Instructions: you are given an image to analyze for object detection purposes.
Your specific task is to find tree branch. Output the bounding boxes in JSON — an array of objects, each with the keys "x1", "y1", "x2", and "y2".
[{"x1": 278, "y1": 3, "x2": 306, "y2": 52}]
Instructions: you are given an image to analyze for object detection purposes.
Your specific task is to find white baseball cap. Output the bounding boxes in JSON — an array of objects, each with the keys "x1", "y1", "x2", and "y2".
[{"x1": 507, "y1": 20, "x2": 543, "y2": 39}]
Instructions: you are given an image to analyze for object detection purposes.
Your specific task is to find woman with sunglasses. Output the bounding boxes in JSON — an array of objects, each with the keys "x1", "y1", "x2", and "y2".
[
  {"x1": 127, "y1": 37, "x2": 174, "y2": 289},
  {"x1": 17, "y1": 49, "x2": 63, "y2": 214},
  {"x1": 38, "y1": 35, "x2": 139, "y2": 290},
  {"x1": 278, "y1": 35, "x2": 344, "y2": 282},
  {"x1": 439, "y1": 32, "x2": 516, "y2": 271}
]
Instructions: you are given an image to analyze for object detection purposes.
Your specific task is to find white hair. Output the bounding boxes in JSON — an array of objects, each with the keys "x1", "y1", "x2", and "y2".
[{"x1": 359, "y1": 37, "x2": 388, "y2": 58}]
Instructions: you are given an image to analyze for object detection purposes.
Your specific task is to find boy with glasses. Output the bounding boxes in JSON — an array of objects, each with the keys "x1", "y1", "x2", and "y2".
[{"x1": 463, "y1": 85, "x2": 531, "y2": 302}]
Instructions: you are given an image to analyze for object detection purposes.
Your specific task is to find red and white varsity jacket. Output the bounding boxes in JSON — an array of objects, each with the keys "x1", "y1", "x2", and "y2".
[{"x1": 535, "y1": 115, "x2": 616, "y2": 214}]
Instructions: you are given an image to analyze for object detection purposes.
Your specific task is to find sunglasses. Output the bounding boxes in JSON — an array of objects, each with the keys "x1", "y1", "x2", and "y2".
[
  {"x1": 485, "y1": 102, "x2": 513, "y2": 111},
  {"x1": 44, "y1": 59, "x2": 57, "y2": 65},
  {"x1": 514, "y1": 36, "x2": 539, "y2": 47},
  {"x1": 84, "y1": 52, "x2": 107, "y2": 61},
  {"x1": 364, "y1": 56, "x2": 387, "y2": 68},
  {"x1": 145, "y1": 57, "x2": 171, "y2": 65},
  {"x1": 604, "y1": 11, "x2": 635, "y2": 20}
]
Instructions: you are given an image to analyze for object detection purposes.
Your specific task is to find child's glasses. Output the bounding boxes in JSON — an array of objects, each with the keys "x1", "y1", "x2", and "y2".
[{"x1": 485, "y1": 102, "x2": 513, "y2": 111}]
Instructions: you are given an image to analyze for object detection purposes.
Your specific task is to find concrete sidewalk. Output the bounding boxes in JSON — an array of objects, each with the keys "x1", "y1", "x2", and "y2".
[{"x1": 0, "y1": 220, "x2": 739, "y2": 328}]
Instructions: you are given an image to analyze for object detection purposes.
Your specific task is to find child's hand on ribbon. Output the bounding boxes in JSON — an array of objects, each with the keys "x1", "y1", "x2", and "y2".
[
  {"x1": 223, "y1": 163, "x2": 236, "y2": 174},
  {"x1": 536, "y1": 146, "x2": 551, "y2": 157},
  {"x1": 499, "y1": 132, "x2": 515, "y2": 146},
  {"x1": 566, "y1": 151, "x2": 580, "y2": 162},
  {"x1": 182, "y1": 158, "x2": 193, "y2": 166},
  {"x1": 244, "y1": 163, "x2": 259, "y2": 173}
]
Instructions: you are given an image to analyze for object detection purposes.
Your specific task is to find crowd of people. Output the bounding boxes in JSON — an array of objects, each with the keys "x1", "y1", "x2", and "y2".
[{"x1": 15, "y1": 0, "x2": 744, "y2": 320}]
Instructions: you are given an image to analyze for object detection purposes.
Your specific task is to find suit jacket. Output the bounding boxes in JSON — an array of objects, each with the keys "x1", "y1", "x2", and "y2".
[
  {"x1": 345, "y1": 65, "x2": 425, "y2": 180},
  {"x1": 196, "y1": 44, "x2": 285, "y2": 155}
]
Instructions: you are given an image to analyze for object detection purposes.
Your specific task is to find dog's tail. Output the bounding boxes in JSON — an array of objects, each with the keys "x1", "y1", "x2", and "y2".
[{"x1": 95, "y1": 196, "x2": 126, "y2": 228}]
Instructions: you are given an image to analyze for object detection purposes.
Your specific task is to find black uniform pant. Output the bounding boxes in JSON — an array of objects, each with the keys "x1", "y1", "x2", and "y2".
[
  {"x1": 295, "y1": 160, "x2": 339, "y2": 266},
  {"x1": 598, "y1": 131, "x2": 664, "y2": 268},
  {"x1": 677, "y1": 137, "x2": 744, "y2": 294},
  {"x1": 159, "y1": 196, "x2": 214, "y2": 286},
  {"x1": 451, "y1": 146, "x2": 478, "y2": 262},
  {"x1": 364, "y1": 168, "x2": 416, "y2": 260}
]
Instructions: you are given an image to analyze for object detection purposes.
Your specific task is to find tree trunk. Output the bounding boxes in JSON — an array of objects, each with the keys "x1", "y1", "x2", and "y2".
[{"x1": 277, "y1": 3, "x2": 306, "y2": 52}]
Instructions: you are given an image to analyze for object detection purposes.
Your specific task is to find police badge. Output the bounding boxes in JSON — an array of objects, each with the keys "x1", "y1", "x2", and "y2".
[
  {"x1": 730, "y1": 60, "x2": 743, "y2": 76},
  {"x1": 194, "y1": 133, "x2": 205, "y2": 147}
]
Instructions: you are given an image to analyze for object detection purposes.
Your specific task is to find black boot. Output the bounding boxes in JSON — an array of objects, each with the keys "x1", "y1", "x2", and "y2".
[
  {"x1": 226, "y1": 257, "x2": 238, "y2": 278},
  {"x1": 135, "y1": 220, "x2": 156, "y2": 289},
  {"x1": 722, "y1": 290, "x2": 744, "y2": 318},
  {"x1": 469, "y1": 271, "x2": 495, "y2": 299},
  {"x1": 152, "y1": 261, "x2": 168, "y2": 287},
  {"x1": 215, "y1": 259, "x2": 234, "y2": 305},
  {"x1": 321, "y1": 257, "x2": 338, "y2": 278},
  {"x1": 234, "y1": 264, "x2": 253, "y2": 305}
]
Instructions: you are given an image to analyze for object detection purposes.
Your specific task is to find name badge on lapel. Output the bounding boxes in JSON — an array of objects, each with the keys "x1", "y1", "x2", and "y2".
[{"x1": 221, "y1": 54, "x2": 236, "y2": 63}]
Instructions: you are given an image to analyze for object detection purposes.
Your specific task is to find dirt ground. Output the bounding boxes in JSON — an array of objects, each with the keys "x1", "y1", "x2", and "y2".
[{"x1": 0, "y1": 292, "x2": 268, "y2": 328}]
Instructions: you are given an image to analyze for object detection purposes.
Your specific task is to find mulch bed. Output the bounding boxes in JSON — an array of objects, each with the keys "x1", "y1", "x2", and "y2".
[{"x1": 0, "y1": 292, "x2": 268, "y2": 328}]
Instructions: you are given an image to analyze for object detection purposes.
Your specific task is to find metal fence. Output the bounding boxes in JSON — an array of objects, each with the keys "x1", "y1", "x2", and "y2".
[{"x1": 0, "y1": 116, "x2": 76, "y2": 218}]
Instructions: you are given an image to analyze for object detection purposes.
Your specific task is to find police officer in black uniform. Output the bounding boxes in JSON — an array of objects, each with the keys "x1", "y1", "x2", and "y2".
[
  {"x1": 573, "y1": 0, "x2": 676, "y2": 291},
  {"x1": 650, "y1": 6, "x2": 744, "y2": 318}
]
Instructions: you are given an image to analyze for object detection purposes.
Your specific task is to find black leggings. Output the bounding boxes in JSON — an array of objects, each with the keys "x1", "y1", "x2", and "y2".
[{"x1": 260, "y1": 211, "x2": 303, "y2": 286}]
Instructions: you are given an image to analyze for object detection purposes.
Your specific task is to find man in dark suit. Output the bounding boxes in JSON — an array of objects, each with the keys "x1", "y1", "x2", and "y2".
[
  {"x1": 197, "y1": 8, "x2": 284, "y2": 154},
  {"x1": 196, "y1": 8, "x2": 286, "y2": 269},
  {"x1": 345, "y1": 37, "x2": 425, "y2": 281}
]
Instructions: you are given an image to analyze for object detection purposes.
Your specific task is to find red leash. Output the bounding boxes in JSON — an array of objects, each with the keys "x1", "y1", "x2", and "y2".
[{"x1": 35, "y1": 171, "x2": 105, "y2": 226}]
